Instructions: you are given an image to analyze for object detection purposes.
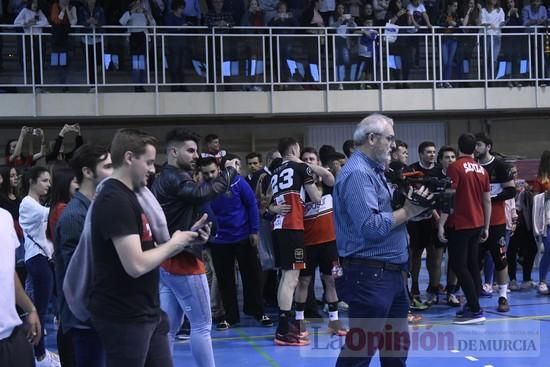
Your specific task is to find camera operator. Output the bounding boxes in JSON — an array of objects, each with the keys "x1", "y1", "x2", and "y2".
[
  {"x1": 438, "y1": 133, "x2": 491, "y2": 325},
  {"x1": 334, "y1": 114, "x2": 432, "y2": 367}
]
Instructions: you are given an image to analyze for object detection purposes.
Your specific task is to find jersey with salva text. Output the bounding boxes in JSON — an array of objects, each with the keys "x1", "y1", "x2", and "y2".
[
  {"x1": 480, "y1": 157, "x2": 514, "y2": 226},
  {"x1": 271, "y1": 161, "x2": 315, "y2": 231},
  {"x1": 446, "y1": 156, "x2": 490, "y2": 230}
]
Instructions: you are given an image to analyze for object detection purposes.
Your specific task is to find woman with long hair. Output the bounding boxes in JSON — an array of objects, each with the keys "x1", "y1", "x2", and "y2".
[
  {"x1": 0, "y1": 165, "x2": 25, "y2": 259},
  {"x1": 47, "y1": 167, "x2": 78, "y2": 241},
  {"x1": 533, "y1": 151, "x2": 550, "y2": 295},
  {"x1": 18, "y1": 166, "x2": 60, "y2": 366},
  {"x1": 46, "y1": 167, "x2": 78, "y2": 367}
]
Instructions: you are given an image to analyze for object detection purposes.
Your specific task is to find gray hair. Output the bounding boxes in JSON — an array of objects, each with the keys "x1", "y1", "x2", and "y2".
[{"x1": 353, "y1": 114, "x2": 394, "y2": 146}]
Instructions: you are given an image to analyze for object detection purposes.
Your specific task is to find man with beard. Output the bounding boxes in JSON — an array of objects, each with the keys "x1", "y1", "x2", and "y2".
[
  {"x1": 151, "y1": 128, "x2": 237, "y2": 367},
  {"x1": 334, "y1": 114, "x2": 431, "y2": 366},
  {"x1": 474, "y1": 133, "x2": 516, "y2": 312}
]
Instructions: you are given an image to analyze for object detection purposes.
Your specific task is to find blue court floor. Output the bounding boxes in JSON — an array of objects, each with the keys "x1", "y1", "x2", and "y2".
[
  {"x1": 169, "y1": 288, "x2": 550, "y2": 367},
  {"x1": 45, "y1": 271, "x2": 550, "y2": 367}
]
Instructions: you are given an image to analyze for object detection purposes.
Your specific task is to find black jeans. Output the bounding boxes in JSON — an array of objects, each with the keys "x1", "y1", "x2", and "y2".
[
  {"x1": 91, "y1": 312, "x2": 172, "y2": 367},
  {"x1": 70, "y1": 328, "x2": 106, "y2": 367},
  {"x1": 0, "y1": 326, "x2": 35, "y2": 367},
  {"x1": 211, "y1": 239, "x2": 265, "y2": 324},
  {"x1": 447, "y1": 227, "x2": 482, "y2": 312}
]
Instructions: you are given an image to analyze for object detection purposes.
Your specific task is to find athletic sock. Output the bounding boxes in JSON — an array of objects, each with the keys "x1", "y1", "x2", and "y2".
[
  {"x1": 295, "y1": 302, "x2": 306, "y2": 321},
  {"x1": 277, "y1": 311, "x2": 290, "y2": 335},
  {"x1": 328, "y1": 302, "x2": 339, "y2": 321},
  {"x1": 498, "y1": 284, "x2": 508, "y2": 299}
]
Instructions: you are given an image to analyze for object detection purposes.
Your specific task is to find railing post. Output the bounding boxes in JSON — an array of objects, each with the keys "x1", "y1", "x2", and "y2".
[{"x1": 153, "y1": 26, "x2": 159, "y2": 115}]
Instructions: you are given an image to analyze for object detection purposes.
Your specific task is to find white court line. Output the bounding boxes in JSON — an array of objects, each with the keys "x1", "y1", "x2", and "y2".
[
  {"x1": 484, "y1": 365, "x2": 495, "y2": 367},
  {"x1": 465, "y1": 356, "x2": 479, "y2": 361}
]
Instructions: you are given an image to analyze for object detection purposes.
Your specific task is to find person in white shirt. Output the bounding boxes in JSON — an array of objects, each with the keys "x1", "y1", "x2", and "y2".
[
  {"x1": 13, "y1": 0, "x2": 49, "y2": 89},
  {"x1": 19, "y1": 166, "x2": 60, "y2": 367},
  {"x1": 481, "y1": 0, "x2": 505, "y2": 79},
  {"x1": 120, "y1": 1, "x2": 157, "y2": 92},
  {"x1": 0, "y1": 208, "x2": 42, "y2": 367}
]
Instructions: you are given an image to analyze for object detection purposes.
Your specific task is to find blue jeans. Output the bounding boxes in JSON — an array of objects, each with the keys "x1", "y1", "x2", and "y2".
[
  {"x1": 159, "y1": 269, "x2": 215, "y2": 367},
  {"x1": 441, "y1": 39, "x2": 458, "y2": 81},
  {"x1": 539, "y1": 227, "x2": 550, "y2": 283},
  {"x1": 335, "y1": 262, "x2": 409, "y2": 367},
  {"x1": 25, "y1": 254, "x2": 53, "y2": 358}
]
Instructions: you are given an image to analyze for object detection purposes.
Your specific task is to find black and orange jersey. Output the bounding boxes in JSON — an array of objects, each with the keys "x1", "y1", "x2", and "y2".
[
  {"x1": 271, "y1": 160, "x2": 315, "y2": 231},
  {"x1": 304, "y1": 184, "x2": 335, "y2": 246},
  {"x1": 480, "y1": 157, "x2": 514, "y2": 226}
]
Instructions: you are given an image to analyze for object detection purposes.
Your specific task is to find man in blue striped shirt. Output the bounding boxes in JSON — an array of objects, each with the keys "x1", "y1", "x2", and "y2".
[{"x1": 333, "y1": 114, "x2": 430, "y2": 367}]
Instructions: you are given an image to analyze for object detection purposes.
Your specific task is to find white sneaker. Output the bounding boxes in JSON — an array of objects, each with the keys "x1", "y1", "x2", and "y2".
[
  {"x1": 36, "y1": 350, "x2": 61, "y2": 367},
  {"x1": 538, "y1": 282, "x2": 549, "y2": 295},
  {"x1": 337, "y1": 301, "x2": 349, "y2": 311},
  {"x1": 520, "y1": 280, "x2": 537, "y2": 290},
  {"x1": 482, "y1": 283, "x2": 494, "y2": 294},
  {"x1": 509, "y1": 280, "x2": 520, "y2": 291}
]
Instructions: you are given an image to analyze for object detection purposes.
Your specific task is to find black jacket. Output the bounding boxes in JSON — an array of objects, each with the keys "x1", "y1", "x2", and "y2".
[{"x1": 151, "y1": 164, "x2": 237, "y2": 234}]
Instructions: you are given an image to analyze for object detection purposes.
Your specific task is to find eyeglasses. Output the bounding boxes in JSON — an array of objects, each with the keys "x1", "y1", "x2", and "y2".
[{"x1": 371, "y1": 133, "x2": 396, "y2": 143}]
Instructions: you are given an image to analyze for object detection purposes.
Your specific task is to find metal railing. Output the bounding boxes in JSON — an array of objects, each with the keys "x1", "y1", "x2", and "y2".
[{"x1": 0, "y1": 24, "x2": 549, "y2": 94}]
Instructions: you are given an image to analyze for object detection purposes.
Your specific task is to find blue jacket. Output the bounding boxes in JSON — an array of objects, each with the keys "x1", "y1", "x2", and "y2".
[{"x1": 210, "y1": 175, "x2": 259, "y2": 244}]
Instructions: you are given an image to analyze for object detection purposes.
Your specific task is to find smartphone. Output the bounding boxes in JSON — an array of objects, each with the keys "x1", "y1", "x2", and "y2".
[
  {"x1": 344, "y1": 14, "x2": 352, "y2": 20},
  {"x1": 34, "y1": 15, "x2": 40, "y2": 21},
  {"x1": 32, "y1": 129, "x2": 39, "y2": 136}
]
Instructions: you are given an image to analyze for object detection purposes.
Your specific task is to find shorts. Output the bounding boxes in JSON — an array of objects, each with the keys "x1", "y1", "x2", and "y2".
[
  {"x1": 272, "y1": 229, "x2": 306, "y2": 270},
  {"x1": 301, "y1": 241, "x2": 339, "y2": 277},
  {"x1": 407, "y1": 218, "x2": 436, "y2": 250},
  {"x1": 479, "y1": 224, "x2": 508, "y2": 272}
]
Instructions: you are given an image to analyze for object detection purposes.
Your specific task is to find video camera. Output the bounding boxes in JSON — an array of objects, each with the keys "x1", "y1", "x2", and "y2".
[{"x1": 387, "y1": 168, "x2": 454, "y2": 214}]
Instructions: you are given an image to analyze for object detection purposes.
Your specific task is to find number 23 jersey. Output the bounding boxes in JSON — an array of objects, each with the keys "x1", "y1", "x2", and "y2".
[{"x1": 270, "y1": 161, "x2": 315, "y2": 231}]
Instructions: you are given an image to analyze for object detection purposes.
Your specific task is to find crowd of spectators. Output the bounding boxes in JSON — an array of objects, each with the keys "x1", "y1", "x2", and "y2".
[{"x1": 0, "y1": 0, "x2": 549, "y2": 89}]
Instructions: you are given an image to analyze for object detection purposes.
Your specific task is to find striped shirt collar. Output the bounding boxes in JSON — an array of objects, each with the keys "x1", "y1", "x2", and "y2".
[{"x1": 356, "y1": 150, "x2": 386, "y2": 173}]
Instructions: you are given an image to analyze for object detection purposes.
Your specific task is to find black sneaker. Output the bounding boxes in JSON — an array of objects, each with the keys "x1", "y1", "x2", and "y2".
[
  {"x1": 274, "y1": 331, "x2": 310, "y2": 346},
  {"x1": 497, "y1": 297, "x2": 510, "y2": 312},
  {"x1": 256, "y1": 314, "x2": 273, "y2": 327},
  {"x1": 216, "y1": 320, "x2": 231, "y2": 330},
  {"x1": 289, "y1": 319, "x2": 309, "y2": 339}
]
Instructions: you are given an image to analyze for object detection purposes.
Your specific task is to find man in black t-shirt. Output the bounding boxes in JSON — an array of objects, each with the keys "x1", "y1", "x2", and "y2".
[
  {"x1": 405, "y1": 141, "x2": 444, "y2": 307},
  {"x1": 475, "y1": 133, "x2": 516, "y2": 313},
  {"x1": 89, "y1": 129, "x2": 210, "y2": 367}
]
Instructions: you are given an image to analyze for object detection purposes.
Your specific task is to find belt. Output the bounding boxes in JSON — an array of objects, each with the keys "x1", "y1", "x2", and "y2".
[{"x1": 342, "y1": 257, "x2": 404, "y2": 272}]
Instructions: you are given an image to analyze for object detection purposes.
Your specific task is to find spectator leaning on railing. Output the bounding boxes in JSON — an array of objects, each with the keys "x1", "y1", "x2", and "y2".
[
  {"x1": 522, "y1": 0, "x2": 547, "y2": 85},
  {"x1": 438, "y1": 0, "x2": 460, "y2": 87},
  {"x1": 13, "y1": 0, "x2": 49, "y2": 90},
  {"x1": 481, "y1": 0, "x2": 505, "y2": 80},
  {"x1": 502, "y1": 0, "x2": 525, "y2": 87},
  {"x1": 119, "y1": 1, "x2": 157, "y2": 92},
  {"x1": 456, "y1": 0, "x2": 481, "y2": 83},
  {"x1": 330, "y1": 4, "x2": 357, "y2": 89},
  {"x1": 385, "y1": 0, "x2": 413, "y2": 86},
  {"x1": 78, "y1": 0, "x2": 105, "y2": 92},
  {"x1": 49, "y1": 0, "x2": 77, "y2": 90},
  {"x1": 165, "y1": 0, "x2": 190, "y2": 91}
]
